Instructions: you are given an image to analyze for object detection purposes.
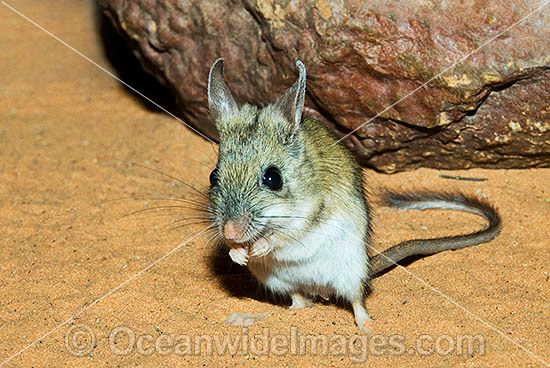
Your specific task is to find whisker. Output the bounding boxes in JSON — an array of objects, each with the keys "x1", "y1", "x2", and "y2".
[
  {"x1": 118, "y1": 205, "x2": 212, "y2": 220},
  {"x1": 256, "y1": 223, "x2": 308, "y2": 249},
  {"x1": 208, "y1": 142, "x2": 219, "y2": 162},
  {"x1": 198, "y1": 227, "x2": 224, "y2": 250},
  {"x1": 256, "y1": 218, "x2": 355, "y2": 248},
  {"x1": 162, "y1": 220, "x2": 214, "y2": 233},
  {"x1": 263, "y1": 216, "x2": 381, "y2": 256},
  {"x1": 169, "y1": 216, "x2": 214, "y2": 225},
  {"x1": 99, "y1": 194, "x2": 210, "y2": 212},
  {"x1": 204, "y1": 231, "x2": 224, "y2": 247},
  {"x1": 104, "y1": 156, "x2": 210, "y2": 200},
  {"x1": 257, "y1": 215, "x2": 308, "y2": 219}
]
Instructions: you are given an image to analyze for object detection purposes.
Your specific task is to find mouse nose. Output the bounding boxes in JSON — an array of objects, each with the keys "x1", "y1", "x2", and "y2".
[{"x1": 223, "y1": 217, "x2": 248, "y2": 241}]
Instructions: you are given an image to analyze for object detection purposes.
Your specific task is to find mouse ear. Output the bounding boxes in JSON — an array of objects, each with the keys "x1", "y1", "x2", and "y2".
[
  {"x1": 208, "y1": 58, "x2": 239, "y2": 125},
  {"x1": 274, "y1": 60, "x2": 307, "y2": 137}
]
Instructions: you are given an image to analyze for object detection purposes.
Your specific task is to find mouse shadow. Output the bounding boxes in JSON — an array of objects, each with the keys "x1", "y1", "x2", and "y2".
[
  {"x1": 371, "y1": 254, "x2": 429, "y2": 279},
  {"x1": 206, "y1": 248, "x2": 289, "y2": 307},
  {"x1": 93, "y1": 3, "x2": 180, "y2": 115}
]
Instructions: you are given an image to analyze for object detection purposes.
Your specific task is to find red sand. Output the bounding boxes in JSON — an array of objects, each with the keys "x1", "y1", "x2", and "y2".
[{"x1": 1, "y1": 1, "x2": 548, "y2": 366}]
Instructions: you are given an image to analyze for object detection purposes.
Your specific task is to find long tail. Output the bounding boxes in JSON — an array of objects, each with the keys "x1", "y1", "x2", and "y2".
[{"x1": 370, "y1": 191, "x2": 502, "y2": 276}]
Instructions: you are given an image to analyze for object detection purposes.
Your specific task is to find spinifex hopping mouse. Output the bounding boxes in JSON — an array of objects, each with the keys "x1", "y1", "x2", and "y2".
[{"x1": 206, "y1": 58, "x2": 501, "y2": 332}]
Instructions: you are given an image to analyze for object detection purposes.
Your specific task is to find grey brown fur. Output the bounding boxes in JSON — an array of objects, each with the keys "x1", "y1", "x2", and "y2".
[{"x1": 371, "y1": 191, "x2": 502, "y2": 276}]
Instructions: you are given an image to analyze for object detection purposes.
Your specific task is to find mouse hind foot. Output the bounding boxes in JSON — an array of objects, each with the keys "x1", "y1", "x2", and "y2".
[{"x1": 352, "y1": 300, "x2": 372, "y2": 333}]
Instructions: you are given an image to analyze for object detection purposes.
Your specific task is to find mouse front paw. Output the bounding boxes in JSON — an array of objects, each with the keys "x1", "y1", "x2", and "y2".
[
  {"x1": 228, "y1": 247, "x2": 249, "y2": 266},
  {"x1": 249, "y1": 237, "x2": 271, "y2": 258}
]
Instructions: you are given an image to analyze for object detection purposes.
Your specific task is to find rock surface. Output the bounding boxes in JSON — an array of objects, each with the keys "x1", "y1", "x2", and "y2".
[{"x1": 98, "y1": 0, "x2": 550, "y2": 172}]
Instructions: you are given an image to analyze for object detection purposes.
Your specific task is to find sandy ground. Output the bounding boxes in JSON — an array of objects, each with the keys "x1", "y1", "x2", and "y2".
[{"x1": 1, "y1": 1, "x2": 549, "y2": 366}]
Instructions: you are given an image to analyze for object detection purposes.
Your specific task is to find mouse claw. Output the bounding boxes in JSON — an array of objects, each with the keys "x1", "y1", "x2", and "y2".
[
  {"x1": 250, "y1": 237, "x2": 271, "y2": 258},
  {"x1": 229, "y1": 247, "x2": 249, "y2": 266}
]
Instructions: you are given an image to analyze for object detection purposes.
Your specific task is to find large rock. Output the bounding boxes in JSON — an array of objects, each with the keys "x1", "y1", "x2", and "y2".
[{"x1": 98, "y1": 0, "x2": 550, "y2": 172}]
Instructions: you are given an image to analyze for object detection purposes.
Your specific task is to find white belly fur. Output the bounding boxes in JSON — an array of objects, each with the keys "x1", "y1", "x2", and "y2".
[{"x1": 247, "y1": 213, "x2": 368, "y2": 301}]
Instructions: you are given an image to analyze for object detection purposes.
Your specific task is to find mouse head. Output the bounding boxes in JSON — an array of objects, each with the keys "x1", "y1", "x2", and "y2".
[{"x1": 207, "y1": 58, "x2": 312, "y2": 245}]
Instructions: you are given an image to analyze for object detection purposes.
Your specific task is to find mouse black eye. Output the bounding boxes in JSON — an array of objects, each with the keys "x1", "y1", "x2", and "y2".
[
  {"x1": 209, "y1": 167, "x2": 218, "y2": 187},
  {"x1": 262, "y1": 167, "x2": 282, "y2": 190}
]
